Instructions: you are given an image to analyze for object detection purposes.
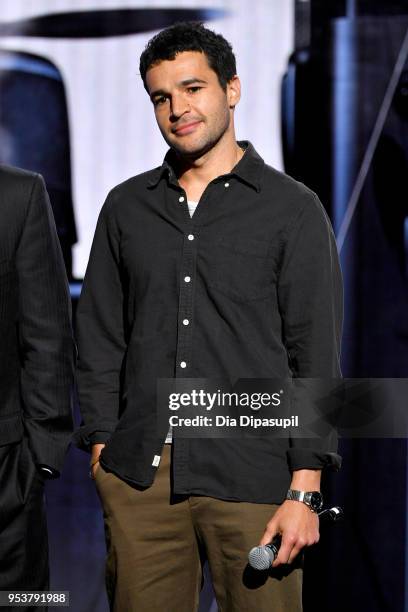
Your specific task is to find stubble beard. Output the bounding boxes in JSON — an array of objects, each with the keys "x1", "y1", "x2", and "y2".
[{"x1": 163, "y1": 105, "x2": 231, "y2": 161}]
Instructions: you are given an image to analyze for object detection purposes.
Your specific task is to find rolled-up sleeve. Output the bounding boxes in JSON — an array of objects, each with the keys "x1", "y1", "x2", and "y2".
[
  {"x1": 277, "y1": 190, "x2": 343, "y2": 471},
  {"x1": 74, "y1": 189, "x2": 126, "y2": 451}
]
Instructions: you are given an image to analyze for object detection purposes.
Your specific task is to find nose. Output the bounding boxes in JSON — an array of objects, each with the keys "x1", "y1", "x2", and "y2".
[{"x1": 170, "y1": 92, "x2": 190, "y2": 119}]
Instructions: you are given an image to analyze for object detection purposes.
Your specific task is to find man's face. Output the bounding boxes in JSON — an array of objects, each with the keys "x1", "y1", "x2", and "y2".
[{"x1": 145, "y1": 51, "x2": 240, "y2": 158}]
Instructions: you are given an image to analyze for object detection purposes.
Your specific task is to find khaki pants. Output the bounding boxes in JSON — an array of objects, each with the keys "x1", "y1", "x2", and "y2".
[{"x1": 95, "y1": 445, "x2": 302, "y2": 612}]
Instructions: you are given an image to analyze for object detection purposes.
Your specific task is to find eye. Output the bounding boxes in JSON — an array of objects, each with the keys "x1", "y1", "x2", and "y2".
[
  {"x1": 187, "y1": 86, "x2": 202, "y2": 93},
  {"x1": 153, "y1": 95, "x2": 168, "y2": 107}
]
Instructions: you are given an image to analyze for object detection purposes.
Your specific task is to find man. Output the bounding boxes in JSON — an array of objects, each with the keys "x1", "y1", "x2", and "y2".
[
  {"x1": 75, "y1": 22, "x2": 343, "y2": 612},
  {"x1": 0, "y1": 166, "x2": 74, "y2": 608}
]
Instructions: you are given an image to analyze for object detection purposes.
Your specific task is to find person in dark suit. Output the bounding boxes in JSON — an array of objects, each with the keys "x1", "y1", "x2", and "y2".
[{"x1": 0, "y1": 165, "x2": 74, "y2": 607}]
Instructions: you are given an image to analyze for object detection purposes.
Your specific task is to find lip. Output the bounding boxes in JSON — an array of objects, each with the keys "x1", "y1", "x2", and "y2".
[{"x1": 173, "y1": 121, "x2": 201, "y2": 135}]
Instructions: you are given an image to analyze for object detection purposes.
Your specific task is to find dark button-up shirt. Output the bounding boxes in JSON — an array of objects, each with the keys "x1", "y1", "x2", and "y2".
[{"x1": 75, "y1": 141, "x2": 343, "y2": 503}]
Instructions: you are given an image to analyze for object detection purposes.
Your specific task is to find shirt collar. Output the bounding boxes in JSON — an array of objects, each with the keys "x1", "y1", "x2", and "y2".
[{"x1": 146, "y1": 140, "x2": 264, "y2": 193}]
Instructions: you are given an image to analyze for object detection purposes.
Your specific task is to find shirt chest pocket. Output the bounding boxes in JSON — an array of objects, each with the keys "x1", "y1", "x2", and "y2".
[{"x1": 199, "y1": 236, "x2": 275, "y2": 302}]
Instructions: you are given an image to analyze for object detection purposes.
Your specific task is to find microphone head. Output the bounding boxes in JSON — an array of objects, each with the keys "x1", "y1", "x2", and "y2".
[{"x1": 248, "y1": 545, "x2": 276, "y2": 570}]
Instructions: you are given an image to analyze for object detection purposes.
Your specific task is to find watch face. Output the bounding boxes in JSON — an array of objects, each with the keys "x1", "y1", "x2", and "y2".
[{"x1": 310, "y1": 492, "x2": 323, "y2": 511}]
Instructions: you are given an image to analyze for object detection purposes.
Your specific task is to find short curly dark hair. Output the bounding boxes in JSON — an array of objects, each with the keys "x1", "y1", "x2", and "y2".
[{"x1": 139, "y1": 21, "x2": 237, "y2": 93}]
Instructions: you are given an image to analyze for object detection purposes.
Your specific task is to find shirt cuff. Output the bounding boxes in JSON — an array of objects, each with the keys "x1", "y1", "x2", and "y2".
[
  {"x1": 73, "y1": 423, "x2": 115, "y2": 452},
  {"x1": 89, "y1": 432, "x2": 112, "y2": 445},
  {"x1": 286, "y1": 448, "x2": 342, "y2": 472}
]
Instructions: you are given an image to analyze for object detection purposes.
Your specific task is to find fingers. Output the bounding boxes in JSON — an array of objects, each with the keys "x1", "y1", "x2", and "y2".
[
  {"x1": 273, "y1": 532, "x2": 297, "y2": 566},
  {"x1": 258, "y1": 504, "x2": 320, "y2": 567},
  {"x1": 258, "y1": 521, "x2": 278, "y2": 547},
  {"x1": 90, "y1": 459, "x2": 100, "y2": 480},
  {"x1": 93, "y1": 461, "x2": 100, "y2": 478},
  {"x1": 273, "y1": 529, "x2": 320, "y2": 567},
  {"x1": 90, "y1": 444, "x2": 104, "y2": 480}
]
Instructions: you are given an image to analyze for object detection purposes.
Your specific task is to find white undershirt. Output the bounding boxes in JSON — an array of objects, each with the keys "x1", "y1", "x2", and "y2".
[
  {"x1": 187, "y1": 200, "x2": 198, "y2": 217},
  {"x1": 165, "y1": 200, "x2": 199, "y2": 444}
]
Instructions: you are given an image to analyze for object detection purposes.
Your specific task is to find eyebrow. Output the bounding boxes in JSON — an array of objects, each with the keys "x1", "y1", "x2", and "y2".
[{"x1": 150, "y1": 78, "x2": 208, "y2": 100}]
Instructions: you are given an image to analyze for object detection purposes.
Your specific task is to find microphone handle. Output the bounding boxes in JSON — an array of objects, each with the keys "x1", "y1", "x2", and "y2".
[
  {"x1": 265, "y1": 536, "x2": 281, "y2": 561},
  {"x1": 318, "y1": 506, "x2": 344, "y2": 522}
]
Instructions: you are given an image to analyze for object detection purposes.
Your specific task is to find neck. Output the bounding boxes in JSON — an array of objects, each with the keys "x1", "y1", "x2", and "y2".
[{"x1": 173, "y1": 133, "x2": 244, "y2": 189}]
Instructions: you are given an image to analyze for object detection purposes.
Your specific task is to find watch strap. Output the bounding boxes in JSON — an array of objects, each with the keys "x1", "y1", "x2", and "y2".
[
  {"x1": 286, "y1": 489, "x2": 322, "y2": 512},
  {"x1": 286, "y1": 489, "x2": 308, "y2": 503}
]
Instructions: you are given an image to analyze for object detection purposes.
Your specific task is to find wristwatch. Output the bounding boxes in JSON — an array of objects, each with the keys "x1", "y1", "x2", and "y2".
[{"x1": 286, "y1": 489, "x2": 323, "y2": 513}]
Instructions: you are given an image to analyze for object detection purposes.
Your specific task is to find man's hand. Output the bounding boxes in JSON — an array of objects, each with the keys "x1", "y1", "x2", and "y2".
[
  {"x1": 90, "y1": 443, "x2": 105, "y2": 479},
  {"x1": 258, "y1": 468, "x2": 322, "y2": 566},
  {"x1": 258, "y1": 500, "x2": 319, "y2": 566}
]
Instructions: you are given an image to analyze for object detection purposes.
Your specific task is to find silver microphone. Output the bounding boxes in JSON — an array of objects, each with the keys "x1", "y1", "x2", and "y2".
[{"x1": 248, "y1": 539, "x2": 280, "y2": 570}]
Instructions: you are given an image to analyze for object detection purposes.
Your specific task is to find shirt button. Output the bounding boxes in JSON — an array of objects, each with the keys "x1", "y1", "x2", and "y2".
[
  {"x1": 183, "y1": 319, "x2": 189, "y2": 326},
  {"x1": 184, "y1": 276, "x2": 191, "y2": 283},
  {"x1": 187, "y1": 234, "x2": 194, "y2": 241},
  {"x1": 179, "y1": 196, "x2": 185, "y2": 202},
  {"x1": 224, "y1": 182, "x2": 230, "y2": 188},
  {"x1": 180, "y1": 361, "x2": 187, "y2": 368}
]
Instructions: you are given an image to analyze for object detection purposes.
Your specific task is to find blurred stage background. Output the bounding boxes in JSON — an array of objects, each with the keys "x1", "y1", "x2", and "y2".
[{"x1": 0, "y1": 1, "x2": 407, "y2": 611}]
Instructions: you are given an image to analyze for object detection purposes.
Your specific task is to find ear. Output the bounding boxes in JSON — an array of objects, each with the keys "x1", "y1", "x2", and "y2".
[{"x1": 227, "y1": 75, "x2": 241, "y2": 109}]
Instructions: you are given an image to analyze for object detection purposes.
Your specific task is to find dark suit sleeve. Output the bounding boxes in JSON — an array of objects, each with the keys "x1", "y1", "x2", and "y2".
[
  {"x1": 16, "y1": 174, "x2": 74, "y2": 474},
  {"x1": 73, "y1": 190, "x2": 127, "y2": 452},
  {"x1": 277, "y1": 190, "x2": 343, "y2": 471}
]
